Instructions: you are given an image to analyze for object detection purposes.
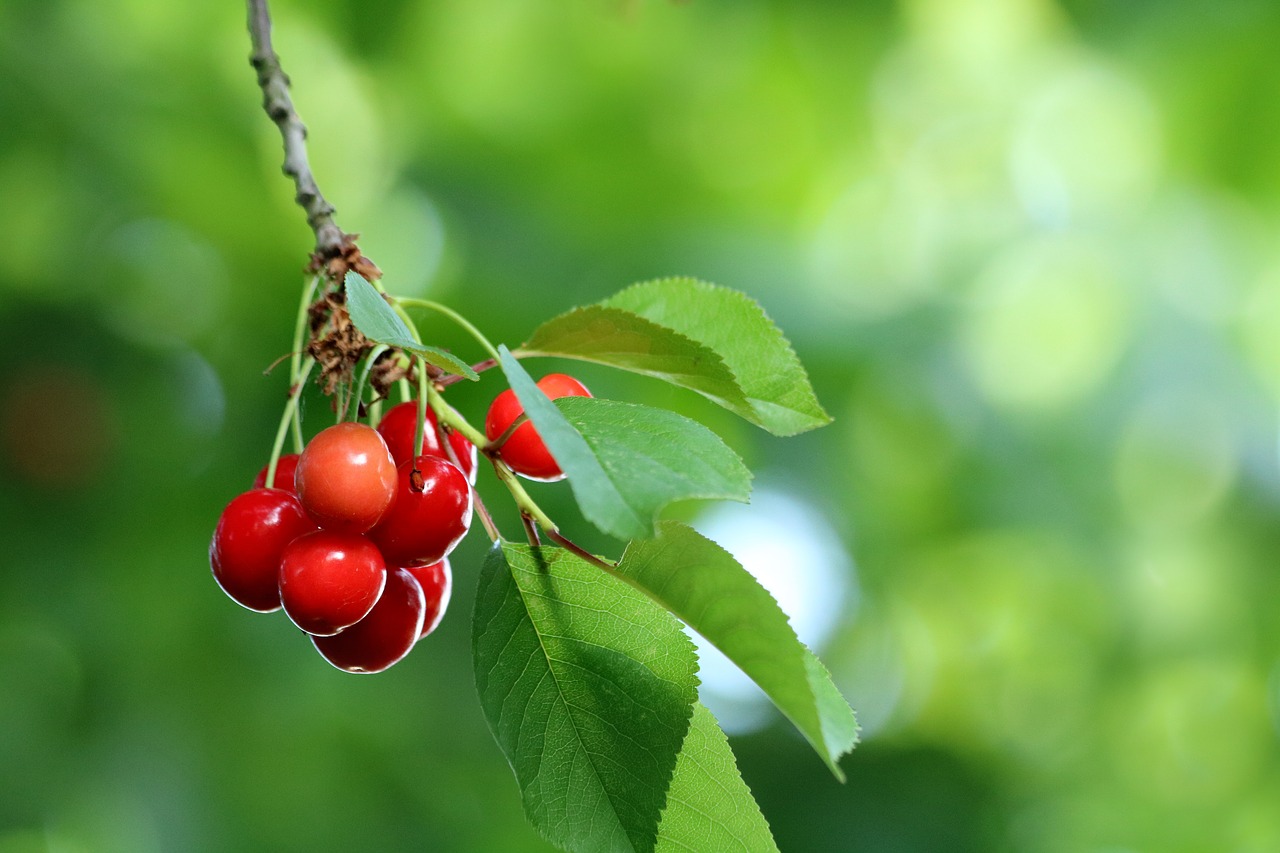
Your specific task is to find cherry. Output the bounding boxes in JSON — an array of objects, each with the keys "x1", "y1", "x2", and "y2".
[
  {"x1": 278, "y1": 530, "x2": 387, "y2": 636},
  {"x1": 295, "y1": 422, "x2": 397, "y2": 533},
  {"x1": 404, "y1": 559, "x2": 452, "y2": 639},
  {"x1": 253, "y1": 453, "x2": 300, "y2": 492},
  {"x1": 485, "y1": 373, "x2": 592, "y2": 481},
  {"x1": 209, "y1": 488, "x2": 316, "y2": 613},
  {"x1": 312, "y1": 567, "x2": 426, "y2": 673},
  {"x1": 369, "y1": 455, "x2": 472, "y2": 567},
  {"x1": 377, "y1": 401, "x2": 478, "y2": 484}
]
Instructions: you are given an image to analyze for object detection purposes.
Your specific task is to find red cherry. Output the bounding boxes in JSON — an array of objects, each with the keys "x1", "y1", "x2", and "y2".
[
  {"x1": 312, "y1": 567, "x2": 426, "y2": 673},
  {"x1": 278, "y1": 530, "x2": 387, "y2": 636},
  {"x1": 295, "y1": 422, "x2": 397, "y2": 533},
  {"x1": 404, "y1": 559, "x2": 452, "y2": 639},
  {"x1": 484, "y1": 373, "x2": 592, "y2": 481},
  {"x1": 376, "y1": 401, "x2": 478, "y2": 484},
  {"x1": 253, "y1": 453, "x2": 300, "y2": 492},
  {"x1": 209, "y1": 488, "x2": 316, "y2": 612},
  {"x1": 369, "y1": 456, "x2": 472, "y2": 567}
]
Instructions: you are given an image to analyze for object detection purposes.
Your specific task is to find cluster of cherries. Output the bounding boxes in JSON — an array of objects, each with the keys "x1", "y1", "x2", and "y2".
[
  {"x1": 209, "y1": 373, "x2": 591, "y2": 674},
  {"x1": 209, "y1": 402, "x2": 474, "y2": 673}
]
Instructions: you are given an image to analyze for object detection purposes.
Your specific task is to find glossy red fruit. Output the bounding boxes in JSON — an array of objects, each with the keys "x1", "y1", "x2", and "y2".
[
  {"x1": 312, "y1": 567, "x2": 426, "y2": 673},
  {"x1": 210, "y1": 488, "x2": 316, "y2": 612},
  {"x1": 278, "y1": 530, "x2": 387, "y2": 636},
  {"x1": 295, "y1": 422, "x2": 397, "y2": 533},
  {"x1": 484, "y1": 373, "x2": 592, "y2": 481},
  {"x1": 253, "y1": 453, "x2": 300, "y2": 492},
  {"x1": 404, "y1": 559, "x2": 452, "y2": 639},
  {"x1": 376, "y1": 401, "x2": 478, "y2": 484},
  {"x1": 369, "y1": 455, "x2": 472, "y2": 567}
]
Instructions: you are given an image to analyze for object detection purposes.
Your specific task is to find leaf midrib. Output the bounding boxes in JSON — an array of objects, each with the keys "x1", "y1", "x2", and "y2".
[
  {"x1": 507, "y1": 556, "x2": 642, "y2": 852},
  {"x1": 600, "y1": 560, "x2": 826, "y2": 765}
]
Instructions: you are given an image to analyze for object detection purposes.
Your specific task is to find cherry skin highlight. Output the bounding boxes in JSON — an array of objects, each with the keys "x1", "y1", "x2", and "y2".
[
  {"x1": 253, "y1": 453, "x2": 300, "y2": 492},
  {"x1": 278, "y1": 530, "x2": 387, "y2": 636},
  {"x1": 295, "y1": 422, "x2": 397, "y2": 533},
  {"x1": 484, "y1": 373, "x2": 592, "y2": 481},
  {"x1": 312, "y1": 567, "x2": 426, "y2": 673},
  {"x1": 369, "y1": 455, "x2": 472, "y2": 567},
  {"x1": 405, "y1": 559, "x2": 452, "y2": 640},
  {"x1": 210, "y1": 488, "x2": 316, "y2": 613},
  {"x1": 376, "y1": 401, "x2": 478, "y2": 483}
]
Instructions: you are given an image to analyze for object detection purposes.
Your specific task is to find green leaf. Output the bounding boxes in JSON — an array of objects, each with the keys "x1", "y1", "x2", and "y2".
[
  {"x1": 518, "y1": 306, "x2": 753, "y2": 416},
  {"x1": 604, "y1": 278, "x2": 830, "y2": 435},
  {"x1": 344, "y1": 271, "x2": 479, "y2": 380},
  {"x1": 617, "y1": 521, "x2": 858, "y2": 780},
  {"x1": 518, "y1": 278, "x2": 830, "y2": 435},
  {"x1": 497, "y1": 345, "x2": 625, "y2": 529},
  {"x1": 655, "y1": 702, "x2": 779, "y2": 852},
  {"x1": 498, "y1": 348, "x2": 752, "y2": 540},
  {"x1": 557, "y1": 396, "x2": 753, "y2": 536},
  {"x1": 473, "y1": 543, "x2": 699, "y2": 853}
]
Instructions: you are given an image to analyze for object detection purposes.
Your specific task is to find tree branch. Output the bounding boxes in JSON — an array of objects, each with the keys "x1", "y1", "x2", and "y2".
[{"x1": 246, "y1": 0, "x2": 346, "y2": 261}]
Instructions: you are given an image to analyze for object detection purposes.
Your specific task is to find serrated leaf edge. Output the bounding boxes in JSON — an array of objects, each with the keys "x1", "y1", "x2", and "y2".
[
  {"x1": 522, "y1": 278, "x2": 832, "y2": 435},
  {"x1": 610, "y1": 277, "x2": 833, "y2": 435},
  {"x1": 615, "y1": 521, "x2": 858, "y2": 780},
  {"x1": 518, "y1": 306, "x2": 752, "y2": 411},
  {"x1": 554, "y1": 397, "x2": 754, "y2": 510},
  {"x1": 503, "y1": 544, "x2": 668, "y2": 849}
]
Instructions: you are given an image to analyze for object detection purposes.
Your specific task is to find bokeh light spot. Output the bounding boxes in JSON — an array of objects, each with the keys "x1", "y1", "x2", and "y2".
[
  {"x1": 1121, "y1": 533, "x2": 1252, "y2": 658},
  {"x1": 1114, "y1": 391, "x2": 1236, "y2": 526},
  {"x1": 806, "y1": 174, "x2": 942, "y2": 320},
  {"x1": 1108, "y1": 659, "x2": 1271, "y2": 806},
  {"x1": 1240, "y1": 259, "x2": 1280, "y2": 398},
  {"x1": 356, "y1": 187, "x2": 448, "y2": 295},
  {"x1": 271, "y1": 21, "x2": 394, "y2": 221},
  {"x1": 0, "y1": 366, "x2": 117, "y2": 493},
  {"x1": 690, "y1": 487, "x2": 856, "y2": 735},
  {"x1": 895, "y1": 532, "x2": 1113, "y2": 761},
  {"x1": 102, "y1": 220, "x2": 227, "y2": 348},
  {"x1": 960, "y1": 236, "x2": 1129, "y2": 410},
  {"x1": 1010, "y1": 63, "x2": 1161, "y2": 226},
  {"x1": 0, "y1": 148, "x2": 72, "y2": 289}
]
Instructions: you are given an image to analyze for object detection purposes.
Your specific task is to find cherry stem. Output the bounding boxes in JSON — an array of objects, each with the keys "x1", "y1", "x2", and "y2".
[
  {"x1": 290, "y1": 391, "x2": 305, "y2": 452},
  {"x1": 391, "y1": 301, "x2": 424, "y2": 344},
  {"x1": 490, "y1": 458, "x2": 558, "y2": 533},
  {"x1": 485, "y1": 459, "x2": 616, "y2": 569},
  {"x1": 489, "y1": 413, "x2": 528, "y2": 451},
  {"x1": 424, "y1": 390, "x2": 502, "y2": 543},
  {"x1": 413, "y1": 354, "x2": 429, "y2": 466},
  {"x1": 395, "y1": 297, "x2": 502, "y2": 363},
  {"x1": 486, "y1": 453, "x2": 617, "y2": 572},
  {"x1": 438, "y1": 357, "x2": 497, "y2": 387},
  {"x1": 471, "y1": 488, "x2": 501, "y2": 542},
  {"x1": 546, "y1": 529, "x2": 618, "y2": 572},
  {"x1": 428, "y1": 393, "x2": 490, "y2": 451},
  {"x1": 288, "y1": 276, "x2": 319, "y2": 452},
  {"x1": 334, "y1": 376, "x2": 353, "y2": 423},
  {"x1": 521, "y1": 513, "x2": 542, "y2": 547},
  {"x1": 266, "y1": 357, "x2": 316, "y2": 486},
  {"x1": 352, "y1": 344, "x2": 389, "y2": 417}
]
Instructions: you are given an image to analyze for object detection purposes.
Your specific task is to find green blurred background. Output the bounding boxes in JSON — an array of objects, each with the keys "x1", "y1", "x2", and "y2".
[{"x1": 3, "y1": 0, "x2": 1279, "y2": 850}]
